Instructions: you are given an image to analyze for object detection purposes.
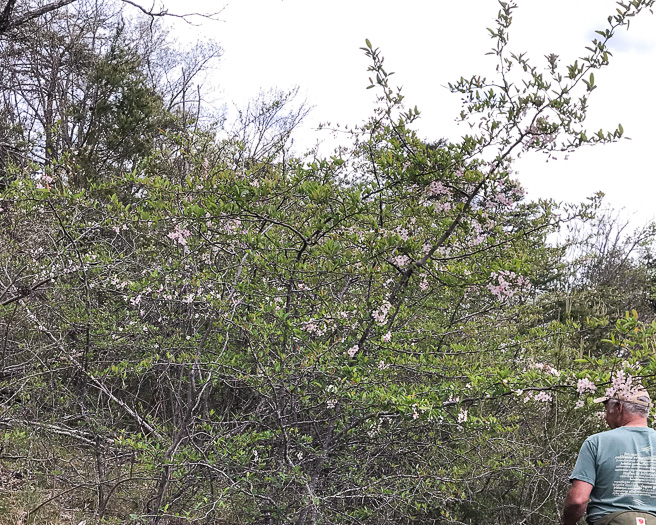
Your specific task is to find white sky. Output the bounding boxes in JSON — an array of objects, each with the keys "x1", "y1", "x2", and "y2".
[{"x1": 165, "y1": 0, "x2": 656, "y2": 226}]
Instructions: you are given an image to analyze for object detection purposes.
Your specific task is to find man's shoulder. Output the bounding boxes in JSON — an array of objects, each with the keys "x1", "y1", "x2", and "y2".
[{"x1": 586, "y1": 426, "x2": 656, "y2": 444}]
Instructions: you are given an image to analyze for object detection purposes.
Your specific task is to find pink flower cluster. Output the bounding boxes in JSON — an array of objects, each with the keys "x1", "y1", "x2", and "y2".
[
  {"x1": 396, "y1": 227, "x2": 410, "y2": 241},
  {"x1": 524, "y1": 391, "x2": 552, "y2": 403},
  {"x1": 470, "y1": 220, "x2": 485, "y2": 246},
  {"x1": 532, "y1": 362, "x2": 560, "y2": 376},
  {"x1": 576, "y1": 378, "x2": 597, "y2": 394},
  {"x1": 433, "y1": 201, "x2": 453, "y2": 213},
  {"x1": 372, "y1": 301, "x2": 392, "y2": 326},
  {"x1": 301, "y1": 320, "x2": 327, "y2": 336},
  {"x1": 347, "y1": 345, "x2": 359, "y2": 358},
  {"x1": 393, "y1": 255, "x2": 410, "y2": 268},
  {"x1": 427, "y1": 180, "x2": 449, "y2": 197},
  {"x1": 487, "y1": 270, "x2": 531, "y2": 300},
  {"x1": 493, "y1": 193, "x2": 514, "y2": 208},
  {"x1": 167, "y1": 225, "x2": 191, "y2": 246},
  {"x1": 486, "y1": 180, "x2": 515, "y2": 209},
  {"x1": 604, "y1": 371, "x2": 642, "y2": 399},
  {"x1": 35, "y1": 174, "x2": 54, "y2": 189}
]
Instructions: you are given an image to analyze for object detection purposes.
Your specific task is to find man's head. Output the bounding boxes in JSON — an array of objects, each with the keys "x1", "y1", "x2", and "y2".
[{"x1": 594, "y1": 388, "x2": 651, "y2": 428}]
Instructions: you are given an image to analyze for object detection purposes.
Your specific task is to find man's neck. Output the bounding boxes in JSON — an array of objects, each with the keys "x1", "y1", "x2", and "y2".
[{"x1": 623, "y1": 417, "x2": 649, "y2": 427}]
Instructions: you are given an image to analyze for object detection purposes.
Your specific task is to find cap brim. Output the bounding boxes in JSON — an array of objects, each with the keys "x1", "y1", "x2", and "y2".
[{"x1": 593, "y1": 396, "x2": 610, "y2": 404}]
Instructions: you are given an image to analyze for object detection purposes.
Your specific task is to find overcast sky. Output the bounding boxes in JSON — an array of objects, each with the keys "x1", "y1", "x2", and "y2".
[{"x1": 166, "y1": 0, "x2": 656, "y2": 226}]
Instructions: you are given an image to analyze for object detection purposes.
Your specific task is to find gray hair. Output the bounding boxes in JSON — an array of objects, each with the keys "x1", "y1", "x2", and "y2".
[{"x1": 622, "y1": 398, "x2": 650, "y2": 418}]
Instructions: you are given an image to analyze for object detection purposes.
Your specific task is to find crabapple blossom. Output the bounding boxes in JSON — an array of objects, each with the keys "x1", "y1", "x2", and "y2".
[
  {"x1": 372, "y1": 301, "x2": 392, "y2": 325},
  {"x1": 534, "y1": 391, "x2": 552, "y2": 402},
  {"x1": 396, "y1": 227, "x2": 410, "y2": 241},
  {"x1": 603, "y1": 371, "x2": 644, "y2": 400},
  {"x1": 487, "y1": 270, "x2": 531, "y2": 300},
  {"x1": 576, "y1": 378, "x2": 597, "y2": 394},
  {"x1": 347, "y1": 345, "x2": 359, "y2": 358},
  {"x1": 427, "y1": 180, "x2": 449, "y2": 197},
  {"x1": 167, "y1": 225, "x2": 192, "y2": 246},
  {"x1": 393, "y1": 255, "x2": 410, "y2": 268}
]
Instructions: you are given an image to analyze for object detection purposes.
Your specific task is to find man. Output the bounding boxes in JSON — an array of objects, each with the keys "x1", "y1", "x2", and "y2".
[{"x1": 562, "y1": 387, "x2": 656, "y2": 525}]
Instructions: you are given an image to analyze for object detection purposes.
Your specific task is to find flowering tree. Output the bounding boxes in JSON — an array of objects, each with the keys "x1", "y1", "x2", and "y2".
[{"x1": 1, "y1": 1, "x2": 655, "y2": 524}]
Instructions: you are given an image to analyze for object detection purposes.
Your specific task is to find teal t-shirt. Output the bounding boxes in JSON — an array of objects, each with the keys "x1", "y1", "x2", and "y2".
[{"x1": 570, "y1": 426, "x2": 656, "y2": 523}]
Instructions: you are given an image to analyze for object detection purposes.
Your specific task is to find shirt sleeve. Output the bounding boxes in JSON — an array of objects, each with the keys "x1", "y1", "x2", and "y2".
[{"x1": 570, "y1": 437, "x2": 597, "y2": 486}]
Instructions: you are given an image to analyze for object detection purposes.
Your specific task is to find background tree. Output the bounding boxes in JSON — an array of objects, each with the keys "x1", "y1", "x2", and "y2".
[
  {"x1": 0, "y1": 0, "x2": 221, "y2": 187},
  {"x1": 0, "y1": 0, "x2": 217, "y2": 36}
]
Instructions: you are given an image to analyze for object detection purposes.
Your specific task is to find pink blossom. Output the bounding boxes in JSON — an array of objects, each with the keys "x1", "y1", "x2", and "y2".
[
  {"x1": 487, "y1": 270, "x2": 531, "y2": 301},
  {"x1": 534, "y1": 391, "x2": 552, "y2": 402},
  {"x1": 494, "y1": 193, "x2": 513, "y2": 208},
  {"x1": 576, "y1": 378, "x2": 597, "y2": 395},
  {"x1": 396, "y1": 227, "x2": 410, "y2": 241},
  {"x1": 433, "y1": 201, "x2": 452, "y2": 213},
  {"x1": 129, "y1": 294, "x2": 142, "y2": 306},
  {"x1": 302, "y1": 320, "x2": 319, "y2": 333},
  {"x1": 372, "y1": 301, "x2": 392, "y2": 326},
  {"x1": 427, "y1": 180, "x2": 450, "y2": 197},
  {"x1": 604, "y1": 371, "x2": 643, "y2": 400},
  {"x1": 393, "y1": 255, "x2": 410, "y2": 268},
  {"x1": 168, "y1": 225, "x2": 191, "y2": 246},
  {"x1": 382, "y1": 331, "x2": 392, "y2": 343},
  {"x1": 347, "y1": 345, "x2": 359, "y2": 358}
]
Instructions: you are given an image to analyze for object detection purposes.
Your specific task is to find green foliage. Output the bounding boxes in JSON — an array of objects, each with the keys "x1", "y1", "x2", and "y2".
[{"x1": 0, "y1": 1, "x2": 655, "y2": 524}]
